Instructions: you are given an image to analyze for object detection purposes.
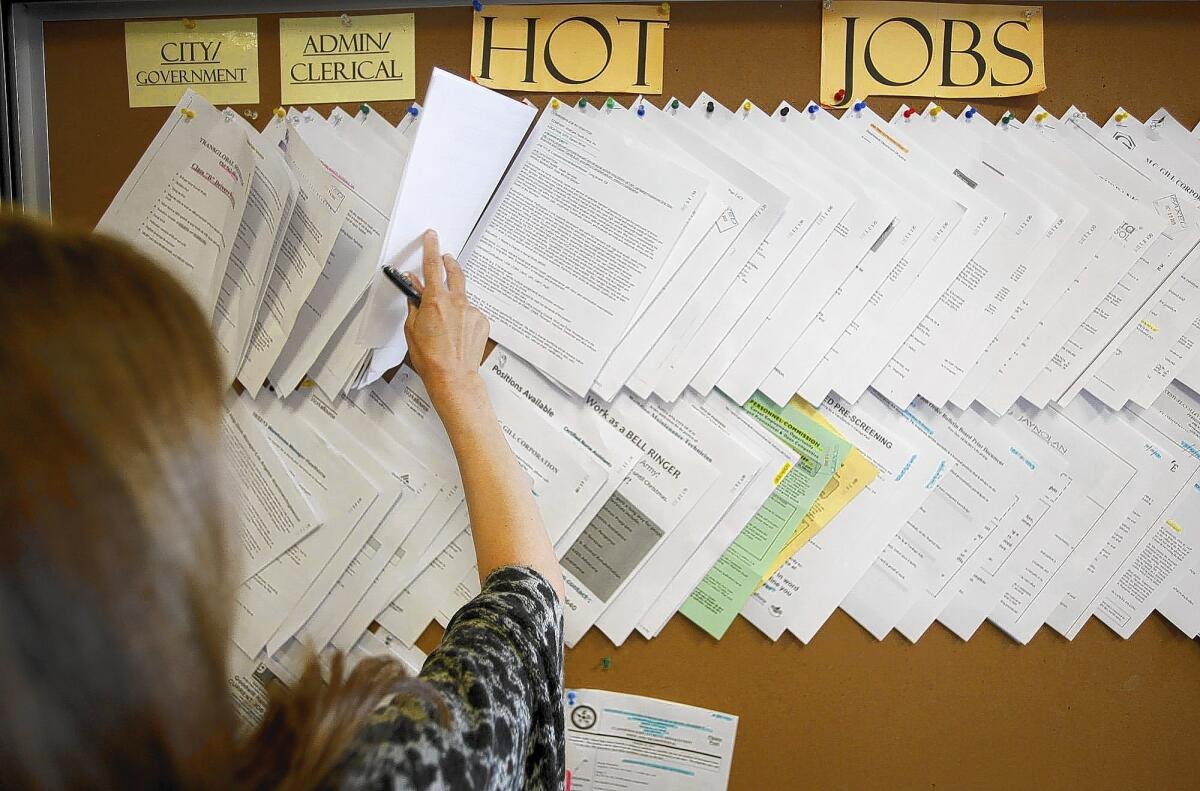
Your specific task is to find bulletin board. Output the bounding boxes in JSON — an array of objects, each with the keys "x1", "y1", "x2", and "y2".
[{"x1": 38, "y1": 3, "x2": 1200, "y2": 789}]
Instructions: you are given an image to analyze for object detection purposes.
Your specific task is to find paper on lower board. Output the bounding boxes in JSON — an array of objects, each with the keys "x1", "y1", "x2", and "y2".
[
  {"x1": 594, "y1": 391, "x2": 766, "y2": 646},
  {"x1": 97, "y1": 90, "x2": 254, "y2": 318},
  {"x1": 230, "y1": 393, "x2": 375, "y2": 658},
  {"x1": 741, "y1": 390, "x2": 948, "y2": 643},
  {"x1": 1157, "y1": 566, "x2": 1200, "y2": 638},
  {"x1": 565, "y1": 688, "x2": 737, "y2": 791},
  {"x1": 680, "y1": 395, "x2": 849, "y2": 639},
  {"x1": 222, "y1": 394, "x2": 318, "y2": 582},
  {"x1": 559, "y1": 394, "x2": 722, "y2": 645},
  {"x1": 238, "y1": 129, "x2": 349, "y2": 396}
]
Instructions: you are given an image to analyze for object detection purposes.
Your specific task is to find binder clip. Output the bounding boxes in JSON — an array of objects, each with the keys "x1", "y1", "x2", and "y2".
[
  {"x1": 179, "y1": 107, "x2": 196, "y2": 121},
  {"x1": 182, "y1": 18, "x2": 196, "y2": 30}
]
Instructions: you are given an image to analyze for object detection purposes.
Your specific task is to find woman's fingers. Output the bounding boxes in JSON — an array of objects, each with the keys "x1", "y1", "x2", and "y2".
[
  {"x1": 443, "y1": 253, "x2": 466, "y2": 295},
  {"x1": 421, "y1": 229, "x2": 445, "y2": 294}
]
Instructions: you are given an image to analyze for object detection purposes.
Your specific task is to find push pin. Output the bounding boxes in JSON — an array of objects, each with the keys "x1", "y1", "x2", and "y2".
[
  {"x1": 605, "y1": 97, "x2": 615, "y2": 109},
  {"x1": 670, "y1": 98, "x2": 680, "y2": 110},
  {"x1": 360, "y1": 103, "x2": 370, "y2": 115},
  {"x1": 550, "y1": 98, "x2": 560, "y2": 110},
  {"x1": 903, "y1": 107, "x2": 917, "y2": 119},
  {"x1": 964, "y1": 106, "x2": 977, "y2": 119},
  {"x1": 340, "y1": 13, "x2": 352, "y2": 27},
  {"x1": 472, "y1": 0, "x2": 483, "y2": 11},
  {"x1": 180, "y1": 107, "x2": 196, "y2": 120},
  {"x1": 1034, "y1": 111, "x2": 1049, "y2": 123},
  {"x1": 600, "y1": 656, "x2": 612, "y2": 671},
  {"x1": 929, "y1": 105, "x2": 942, "y2": 117},
  {"x1": 743, "y1": 100, "x2": 753, "y2": 112},
  {"x1": 273, "y1": 107, "x2": 286, "y2": 119},
  {"x1": 1114, "y1": 110, "x2": 1130, "y2": 123},
  {"x1": 1024, "y1": 8, "x2": 1036, "y2": 19},
  {"x1": 1001, "y1": 112, "x2": 1013, "y2": 125},
  {"x1": 182, "y1": 18, "x2": 196, "y2": 29},
  {"x1": 659, "y1": 2, "x2": 670, "y2": 15},
  {"x1": 807, "y1": 102, "x2": 819, "y2": 114},
  {"x1": 578, "y1": 97, "x2": 588, "y2": 108},
  {"x1": 567, "y1": 691, "x2": 577, "y2": 705},
  {"x1": 780, "y1": 106, "x2": 790, "y2": 117},
  {"x1": 637, "y1": 103, "x2": 646, "y2": 117},
  {"x1": 706, "y1": 101, "x2": 715, "y2": 113},
  {"x1": 243, "y1": 108, "x2": 258, "y2": 120},
  {"x1": 853, "y1": 100, "x2": 866, "y2": 112},
  {"x1": 833, "y1": 88, "x2": 846, "y2": 104},
  {"x1": 408, "y1": 105, "x2": 420, "y2": 117}
]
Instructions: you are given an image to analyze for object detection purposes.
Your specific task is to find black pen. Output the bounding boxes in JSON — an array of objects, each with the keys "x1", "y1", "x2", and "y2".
[{"x1": 382, "y1": 265, "x2": 422, "y2": 306}]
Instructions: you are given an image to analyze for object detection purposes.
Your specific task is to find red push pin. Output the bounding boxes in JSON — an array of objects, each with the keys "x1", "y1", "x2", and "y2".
[
  {"x1": 903, "y1": 107, "x2": 918, "y2": 118},
  {"x1": 833, "y1": 88, "x2": 846, "y2": 104}
]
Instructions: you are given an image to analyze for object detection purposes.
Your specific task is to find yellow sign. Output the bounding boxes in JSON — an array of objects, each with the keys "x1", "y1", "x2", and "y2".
[
  {"x1": 471, "y1": 4, "x2": 669, "y2": 94},
  {"x1": 280, "y1": 13, "x2": 415, "y2": 105},
  {"x1": 820, "y1": 1, "x2": 1045, "y2": 106},
  {"x1": 125, "y1": 18, "x2": 259, "y2": 108}
]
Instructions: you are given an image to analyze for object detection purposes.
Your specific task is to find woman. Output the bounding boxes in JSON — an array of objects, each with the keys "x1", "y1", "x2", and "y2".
[{"x1": 0, "y1": 217, "x2": 566, "y2": 790}]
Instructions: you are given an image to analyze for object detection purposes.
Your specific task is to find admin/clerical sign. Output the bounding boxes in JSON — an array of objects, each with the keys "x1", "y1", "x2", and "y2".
[
  {"x1": 124, "y1": 18, "x2": 259, "y2": 108},
  {"x1": 279, "y1": 13, "x2": 416, "y2": 105},
  {"x1": 820, "y1": 1, "x2": 1045, "y2": 106},
  {"x1": 471, "y1": 4, "x2": 670, "y2": 94}
]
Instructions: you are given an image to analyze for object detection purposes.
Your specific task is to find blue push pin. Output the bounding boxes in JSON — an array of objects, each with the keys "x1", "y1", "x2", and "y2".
[
  {"x1": 807, "y1": 102, "x2": 819, "y2": 114},
  {"x1": 853, "y1": 100, "x2": 867, "y2": 112},
  {"x1": 964, "y1": 106, "x2": 977, "y2": 119},
  {"x1": 567, "y1": 691, "x2": 577, "y2": 706},
  {"x1": 472, "y1": 0, "x2": 483, "y2": 11},
  {"x1": 637, "y1": 104, "x2": 646, "y2": 117},
  {"x1": 408, "y1": 105, "x2": 419, "y2": 117}
]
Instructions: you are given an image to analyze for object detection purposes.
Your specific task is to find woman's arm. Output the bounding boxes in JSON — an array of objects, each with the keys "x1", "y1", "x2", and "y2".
[{"x1": 404, "y1": 230, "x2": 566, "y2": 602}]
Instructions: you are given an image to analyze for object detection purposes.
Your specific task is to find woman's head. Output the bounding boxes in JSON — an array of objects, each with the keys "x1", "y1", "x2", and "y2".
[{"x1": 0, "y1": 213, "x2": 234, "y2": 787}]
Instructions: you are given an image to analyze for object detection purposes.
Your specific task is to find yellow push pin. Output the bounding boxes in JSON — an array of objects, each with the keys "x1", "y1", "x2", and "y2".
[
  {"x1": 929, "y1": 105, "x2": 943, "y2": 117},
  {"x1": 659, "y1": 2, "x2": 670, "y2": 15},
  {"x1": 743, "y1": 100, "x2": 753, "y2": 112},
  {"x1": 1034, "y1": 111, "x2": 1049, "y2": 123},
  {"x1": 180, "y1": 107, "x2": 196, "y2": 120},
  {"x1": 550, "y1": 98, "x2": 560, "y2": 110},
  {"x1": 1114, "y1": 111, "x2": 1130, "y2": 123},
  {"x1": 182, "y1": 18, "x2": 196, "y2": 29},
  {"x1": 273, "y1": 107, "x2": 286, "y2": 119}
]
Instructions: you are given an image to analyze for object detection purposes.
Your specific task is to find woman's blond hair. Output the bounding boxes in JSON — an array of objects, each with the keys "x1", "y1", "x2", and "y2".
[{"x1": 0, "y1": 214, "x2": 416, "y2": 790}]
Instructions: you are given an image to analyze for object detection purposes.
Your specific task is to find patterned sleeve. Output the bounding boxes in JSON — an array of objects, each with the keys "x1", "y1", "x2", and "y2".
[{"x1": 334, "y1": 565, "x2": 565, "y2": 790}]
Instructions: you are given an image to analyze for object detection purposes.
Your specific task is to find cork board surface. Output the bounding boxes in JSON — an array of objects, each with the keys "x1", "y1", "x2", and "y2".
[{"x1": 42, "y1": 4, "x2": 1200, "y2": 789}]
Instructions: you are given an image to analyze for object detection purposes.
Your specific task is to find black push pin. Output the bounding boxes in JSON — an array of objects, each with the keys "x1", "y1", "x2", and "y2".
[
  {"x1": 706, "y1": 100, "x2": 714, "y2": 113},
  {"x1": 780, "y1": 106, "x2": 790, "y2": 117}
]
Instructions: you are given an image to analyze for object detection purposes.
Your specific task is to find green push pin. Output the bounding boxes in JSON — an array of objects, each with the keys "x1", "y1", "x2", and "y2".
[
  {"x1": 359, "y1": 103, "x2": 370, "y2": 115},
  {"x1": 1001, "y1": 112, "x2": 1013, "y2": 125},
  {"x1": 600, "y1": 656, "x2": 612, "y2": 671},
  {"x1": 578, "y1": 97, "x2": 588, "y2": 109},
  {"x1": 670, "y1": 98, "x2": 680, "y2": 110},
  {"x1": 605, "y1": 97, "x2": 615, "y2": 109}
]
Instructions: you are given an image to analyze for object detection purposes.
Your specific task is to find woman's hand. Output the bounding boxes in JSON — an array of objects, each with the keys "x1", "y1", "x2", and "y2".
[{"x1": 403, "y1": 230, "x2": 491, "y2": 407}]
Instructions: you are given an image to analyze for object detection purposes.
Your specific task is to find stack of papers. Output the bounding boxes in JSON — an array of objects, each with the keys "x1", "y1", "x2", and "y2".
[{"x1": 100, "y1": 71, "x2": 1200, "y2": 733}]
